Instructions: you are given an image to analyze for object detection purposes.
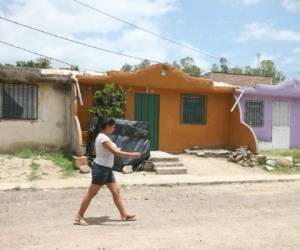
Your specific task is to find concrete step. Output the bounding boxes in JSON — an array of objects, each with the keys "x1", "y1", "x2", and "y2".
[
  {"x1": 150, "y1": 151, "x2": 179, "y2": 162},
  {"x1": 155, "y1": 166, "x2": 187, "y2": 175},
  {"x1": 153, "y1": 161, "x2": 184, "y2": 168}
]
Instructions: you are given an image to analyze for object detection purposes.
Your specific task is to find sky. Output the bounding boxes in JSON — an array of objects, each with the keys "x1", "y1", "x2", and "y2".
[{"x1": 0, "y1": 0, "x2": 299, "y2": 78}]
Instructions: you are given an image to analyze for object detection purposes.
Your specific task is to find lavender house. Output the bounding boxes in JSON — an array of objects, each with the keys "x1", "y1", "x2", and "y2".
[{"x1": 238, "y1": 79, "x2": 300, "y2": 151}]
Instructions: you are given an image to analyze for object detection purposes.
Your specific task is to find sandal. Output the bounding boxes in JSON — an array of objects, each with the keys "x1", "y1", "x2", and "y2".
[
  {"x1": 74, "y1": 216, "x2": 89, "y2": 226},
  {"x1": 122, "y1": 215, "x2": 136, "y2": 221}
]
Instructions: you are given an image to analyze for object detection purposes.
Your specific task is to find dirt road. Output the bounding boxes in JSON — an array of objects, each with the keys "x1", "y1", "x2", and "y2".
[{"x1": 1, "y1": 182, "x2": 300, "y2": 250}]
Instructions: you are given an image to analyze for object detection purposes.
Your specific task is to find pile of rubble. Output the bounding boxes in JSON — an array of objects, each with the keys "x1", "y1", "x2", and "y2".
[
  {"x1": 227, "y1": 146, "x2": 265, "y2": 168},
  {"x1": 185, "y1": 145, "x2": 300, "y2": 171}
]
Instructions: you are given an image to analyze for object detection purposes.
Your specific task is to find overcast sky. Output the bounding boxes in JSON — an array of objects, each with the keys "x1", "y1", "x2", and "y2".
[{"x1": 0, "y1": 0, "x2": 299, "y2": 78}]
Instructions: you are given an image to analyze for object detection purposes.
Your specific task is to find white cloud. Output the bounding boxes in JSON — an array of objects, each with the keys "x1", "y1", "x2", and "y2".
[
  {"x1": 282, "y1": 0, "x2": 300, "y2": 12},
  {"x1": 0, "y1": 0, "x2": 185, "y2": 71},
  {"x1": 238, "y1": 22, "x2": 300, "y2": 42}
]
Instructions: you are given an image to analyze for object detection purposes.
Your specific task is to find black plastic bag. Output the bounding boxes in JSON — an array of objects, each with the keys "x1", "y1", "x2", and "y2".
[{"x1": 86, "y1": 116, "x2": 150, "y2": 171}]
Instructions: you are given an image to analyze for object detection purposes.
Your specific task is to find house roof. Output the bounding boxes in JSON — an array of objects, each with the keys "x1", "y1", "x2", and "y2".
[
  {"x1": 77, "y1": 64, "x2": 236, "y2": 94},
  {"x1": 240, "y1": 79, "x2": 300, "y2": 98},
  {"x1": 0, "y1": 65, "x2": 74, "y2": 84}
]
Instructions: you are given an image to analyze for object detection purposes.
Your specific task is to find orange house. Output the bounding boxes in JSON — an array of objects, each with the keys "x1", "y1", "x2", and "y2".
[{"x1": 75, "y1": 64, "x2": 257, "y2": 154}]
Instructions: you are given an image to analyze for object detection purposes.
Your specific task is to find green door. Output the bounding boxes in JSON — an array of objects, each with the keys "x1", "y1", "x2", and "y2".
[{"x1": 135, "y1": 94, "x2": 159, "y2": 150}]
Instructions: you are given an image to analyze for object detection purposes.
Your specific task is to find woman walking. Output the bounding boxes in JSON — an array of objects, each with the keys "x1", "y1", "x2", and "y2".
[{"x1": 75, "y1": 118, "x2": 141, "y2": 226}]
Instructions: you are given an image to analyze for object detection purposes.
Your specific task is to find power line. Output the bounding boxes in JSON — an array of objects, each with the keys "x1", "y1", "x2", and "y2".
[
  {"x1": 72, "y1": 0, "x2": 238, "y2": 66},
  {"x1": 0, "y1": 40, "x2": 73, "y2": 66},
  {"x1": 0, "y1": 16, "x2": 161, "y2": 64}
]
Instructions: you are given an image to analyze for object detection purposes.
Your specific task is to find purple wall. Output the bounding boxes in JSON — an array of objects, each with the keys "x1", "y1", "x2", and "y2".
[{"x1": 238, "y1": 79, "x2": 300, "y2": 148}]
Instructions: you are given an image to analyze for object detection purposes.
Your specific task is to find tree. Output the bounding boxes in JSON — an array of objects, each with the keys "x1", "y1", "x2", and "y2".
[
  {"x1": 219, "y1": 57, "x2": 229, "y2": 73},
  {"x1": 230, "y1": 67, "x2": 243, "y2": 74},
  {"x1": 172, "y1": 61, "x2": 181, "y2": 70},
  {"x1": 133, "y1": 59, "x2": 151, "y2": 71},
  {"x1": 171, "y1": 57, "x2": 202, "y2": 77},
  {"x1": 16, "y1": 57, "x2": 52, "y2": 69},
  {"x1": 260, "y1": 60, "x2": 285, "y2": 83},
  {"x1": 89, "y1": 83, "x2": 127, "y2": 119},
  {"x1": 120, "y1": 63, "x2": 133, "y2": 72},
  {"x1": 121, "y1": 57, "x2": 202, "y2": 77},
  {"x1": 211, "y1": 63, "x2": 219, "y2": 72}
]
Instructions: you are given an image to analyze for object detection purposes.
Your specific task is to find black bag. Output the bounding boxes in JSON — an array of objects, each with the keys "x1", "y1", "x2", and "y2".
[{"x1": 86, "y1": 116, "x2": 150, "y2": 171}]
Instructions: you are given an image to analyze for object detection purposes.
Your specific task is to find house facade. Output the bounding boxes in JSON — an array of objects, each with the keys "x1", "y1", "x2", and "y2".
[
  {"x1": 77, "y1": 64, "x2": 258, "y2": 154},
  {"x1": 0, "y1": 65, "x2": 81, "y2": 154},
  {"x1": 238, "y1": 79, "x2": 300, "y2": 151}
]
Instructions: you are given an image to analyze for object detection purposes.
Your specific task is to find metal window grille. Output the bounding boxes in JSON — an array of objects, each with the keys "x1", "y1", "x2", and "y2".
[
  {"x1": 244, "y1": 100, "x2": 264, "y2": 127},
  {"x1": 0, "y1": 83, "x2": 38, "y2": 120},
  {"x1": 181, "y1": 95, "x2": 206, "y2": 124}
]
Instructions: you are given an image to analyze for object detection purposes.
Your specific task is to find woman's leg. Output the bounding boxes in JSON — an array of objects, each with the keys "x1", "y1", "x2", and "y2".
[
  {"x1": 77, "y1": 184, "x2": 102, "y2": 218},
  {"x1": 106, "y1": 182, "x2": 135, "y2": 220}
]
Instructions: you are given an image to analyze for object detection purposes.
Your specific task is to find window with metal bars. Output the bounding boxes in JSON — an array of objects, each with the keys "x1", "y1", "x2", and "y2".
[
  {"x1": 244, "y1": 100, "x2": 264, "y2": 127},
  {"x1": 181, "y1": 95, "x2": 206, "y2": 124},
  {"x1": 0, "y1": 83, "x2": 38, "y2": 120}
]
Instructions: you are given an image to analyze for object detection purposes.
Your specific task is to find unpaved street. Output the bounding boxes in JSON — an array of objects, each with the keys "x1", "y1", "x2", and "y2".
[{"x1": 1, "y1": 182, "x2": 300, "y2": 250}]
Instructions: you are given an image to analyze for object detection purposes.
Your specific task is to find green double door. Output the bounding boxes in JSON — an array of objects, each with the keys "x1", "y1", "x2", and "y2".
[{"x1": 135, "y1": 94, "x2": 159, "y2": 150}]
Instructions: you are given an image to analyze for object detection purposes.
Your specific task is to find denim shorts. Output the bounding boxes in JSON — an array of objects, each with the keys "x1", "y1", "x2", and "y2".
[{"x1": 91, "y1": 162, "x2": 116, "y2": 186}]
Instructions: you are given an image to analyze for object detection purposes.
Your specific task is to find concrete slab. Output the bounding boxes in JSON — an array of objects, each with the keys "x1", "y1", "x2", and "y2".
[{"x1": 150, "y1": 151, "x2": 179, "y2": 162}]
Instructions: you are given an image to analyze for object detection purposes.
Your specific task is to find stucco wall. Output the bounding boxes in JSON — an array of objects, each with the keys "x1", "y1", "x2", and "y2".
[
  {"x1": 125, "y1": 88, "x2": 232, "y2": 153},
  {"x1": 239, "y1": 94, "x2": 300, "y2": 148},
  {"x1": 0, "y1": 82, "x2": 72, "y2": 153},
  {"x1": 78, "y1": 85, "x2": 258, "y2": 153}
]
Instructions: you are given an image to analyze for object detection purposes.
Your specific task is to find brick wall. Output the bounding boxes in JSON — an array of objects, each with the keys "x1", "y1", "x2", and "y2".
[{"x1": 202, "y1": 72, "x2": 273, "y2": 87}]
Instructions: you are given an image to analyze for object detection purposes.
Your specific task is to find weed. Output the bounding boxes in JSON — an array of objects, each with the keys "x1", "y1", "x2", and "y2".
[
  {"x1": 27, "y1": 160, "x2": 41, "y2": 181},
  {"x1": 262, "y1": 149, "x2": 300, "y2": 160},
  {"x1": 15, "y1": 149, "x2": 34, "y2": 159},
  {"x1": 13, "y1": 186, "x2": 21, "y2": 191}
]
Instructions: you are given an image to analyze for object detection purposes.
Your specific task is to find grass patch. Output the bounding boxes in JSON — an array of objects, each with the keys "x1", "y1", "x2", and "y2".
[
  {"x1": 14, "y1": 147, "x2": 76, "y2": 177},
  {"x1": 262, "y1": 148, "x2": 300, "y2": 160},
  {"x1": 28, "y1": 160, "x2": 41, "y2": 181},
  {"x1": 13, "y1": 186, "x2": 21, "y2": 191},
  {"x1": 15, "y1": 149, "x2": 35, "y2": 159},
  {"x1": 44, "y1": 152, "x2": 75, "y2": 177}
]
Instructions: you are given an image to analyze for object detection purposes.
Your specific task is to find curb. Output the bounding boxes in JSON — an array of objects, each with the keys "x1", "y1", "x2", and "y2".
[{"x1": 1, "y1": 176, "x2": 300, "y2": 191}]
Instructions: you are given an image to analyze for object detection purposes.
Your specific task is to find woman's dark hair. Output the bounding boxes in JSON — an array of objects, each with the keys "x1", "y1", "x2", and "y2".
[{"x1": 101, "y1": 118, "x2": 116, "y2": 130}]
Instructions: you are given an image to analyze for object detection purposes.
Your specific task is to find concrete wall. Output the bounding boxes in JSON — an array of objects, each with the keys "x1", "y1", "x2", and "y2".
[{"x1": 0, "y1": 82, "x2": 72, "y2": 153}]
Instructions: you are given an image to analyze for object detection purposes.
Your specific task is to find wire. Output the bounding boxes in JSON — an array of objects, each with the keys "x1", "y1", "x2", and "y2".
[
  {"x1": 0, "y1": 16, "x2": 161, "y2": 64},
  {"x1": 0, "y1": 40, "x2": 73, "y2": 66},
  {"x1": 72, "y1": 0, "x2": 240, "y2": 67}
]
